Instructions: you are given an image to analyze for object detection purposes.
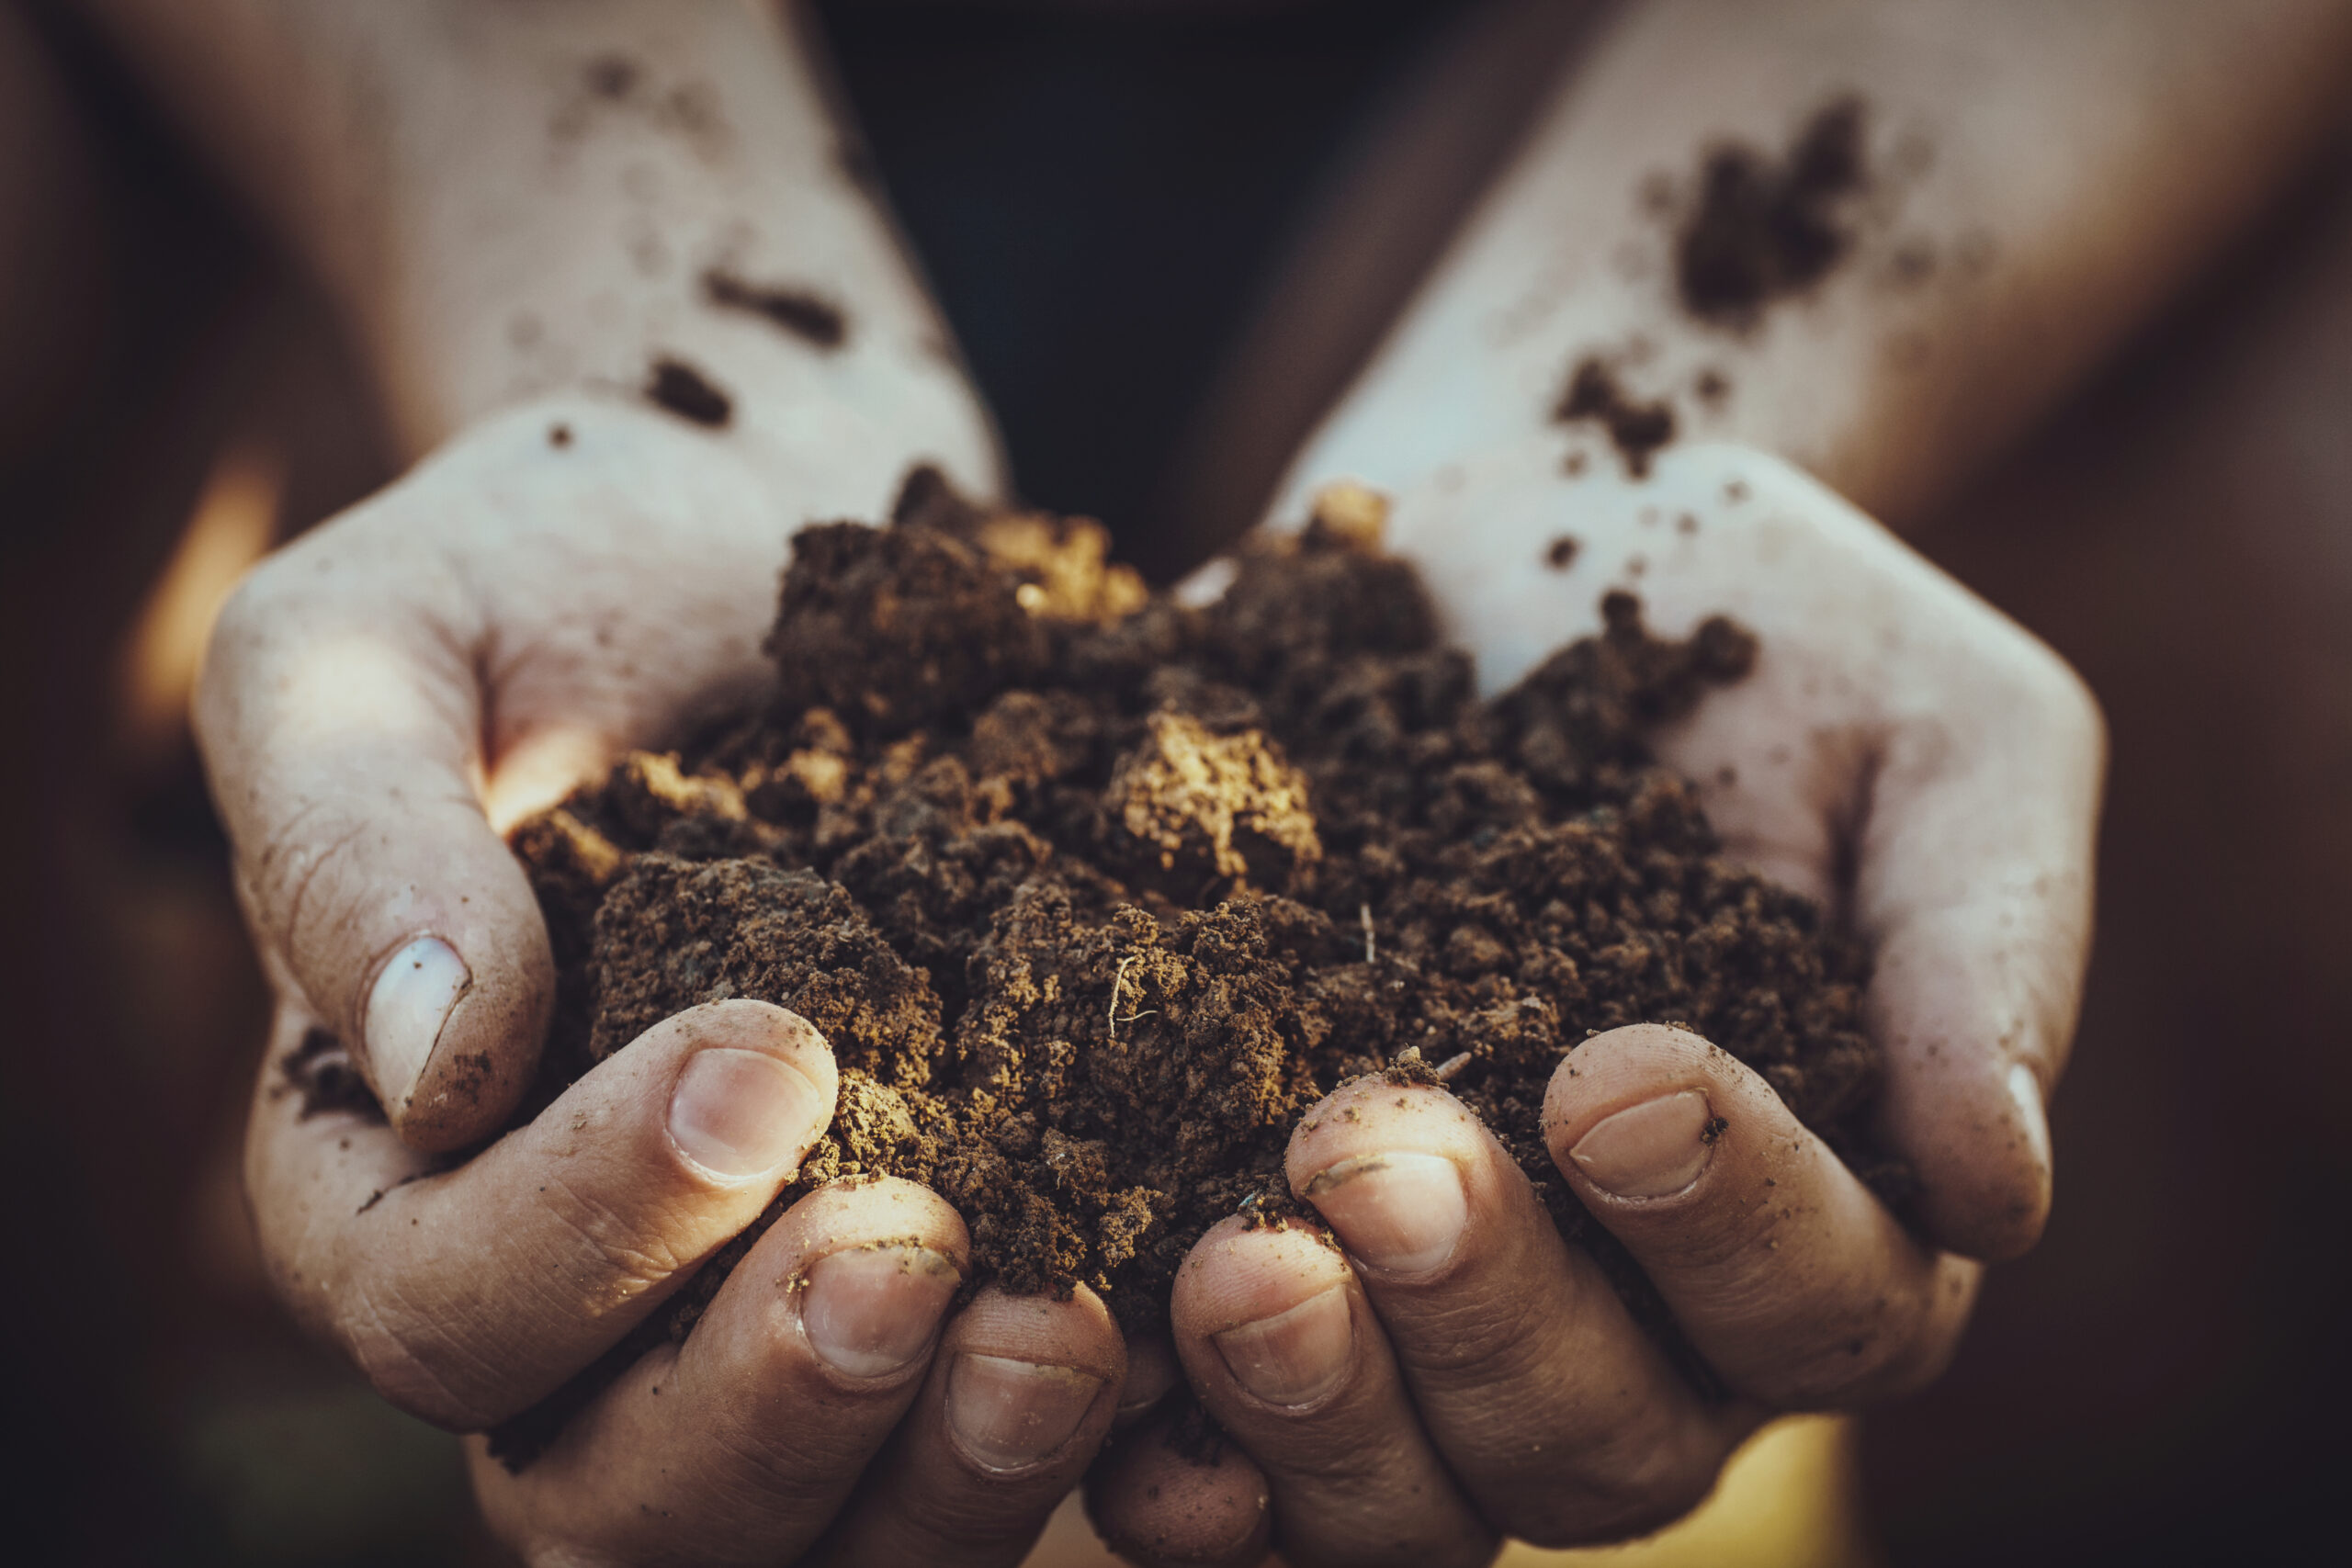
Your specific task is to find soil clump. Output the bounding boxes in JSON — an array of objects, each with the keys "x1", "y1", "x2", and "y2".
[
  {"x1": 487, "y1": 470, "x2": 1907, "y2": 1463},
  {"x1": 1676, "y1": 96, "x2": 1870, "y2": 328},
  {"x1": 1555, "y1": 357, "x2": 1678, "y2": 477}
]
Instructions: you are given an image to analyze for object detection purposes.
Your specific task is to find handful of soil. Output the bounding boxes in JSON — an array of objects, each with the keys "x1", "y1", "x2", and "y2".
[{"x1": 492, "y1": 470, "x2": 1907, "y2": 1464}]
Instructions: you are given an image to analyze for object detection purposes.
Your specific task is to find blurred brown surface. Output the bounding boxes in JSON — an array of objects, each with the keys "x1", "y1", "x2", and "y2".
[{"x1": 3, "y1": 2, "x2": 2349, "y2": 1563}]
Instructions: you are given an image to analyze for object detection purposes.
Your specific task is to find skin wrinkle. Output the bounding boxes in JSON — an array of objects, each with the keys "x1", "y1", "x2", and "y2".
[
  {"x1": 1375, "y1": 1244, "x2": 1565, "y2": 1391},
  {"x1": 336, "y1": 1268, "x2": 510, "y2": 1430},
  {"x1": 530, "y1": 1166, "x2": 698, "y2": 1310},
  {"x1": 684, "y1": 1371, "x2": 868, "y2": 1528},
  {"x1": 276, "y1": 818, "x2": 374, "y2": 983}
]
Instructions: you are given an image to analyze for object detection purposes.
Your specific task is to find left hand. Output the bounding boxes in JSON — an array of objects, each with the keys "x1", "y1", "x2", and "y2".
[{"x1": 1086, "y1": 441, "x2": 2103, "y2": 1564}]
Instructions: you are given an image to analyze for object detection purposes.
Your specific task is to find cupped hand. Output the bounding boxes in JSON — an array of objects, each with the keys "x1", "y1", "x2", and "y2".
[
  {"x1": 209, "y1": 400, "x2": 1125, "y2": 1563},
  {"x1": 1090, "y1": 442, "x2": 2102, "y2": 1565}
]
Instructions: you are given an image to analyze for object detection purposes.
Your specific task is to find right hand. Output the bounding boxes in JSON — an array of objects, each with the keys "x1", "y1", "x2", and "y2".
[{"x1": 208, "y1": 400, "x2": 1126, "y2": 1564}]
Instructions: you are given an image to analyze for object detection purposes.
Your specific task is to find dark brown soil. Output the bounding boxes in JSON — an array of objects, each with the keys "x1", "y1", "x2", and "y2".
[
  {"x1": 486, "y1": 471, "x2": 1906, "y2": 1464},
  {"x1": 701, "y1": 269, "x2": 851, "y2": 350},
  {"x1": 1677, "y1": 96, "x2": 1869, "y2": 329},
  {"x1": 1555, "y1": 357, "x2": 1677, "y2": 477},
  {"x1": 281, "y1": 1026, "x2": 383, "y2": 1122},
  {"x1": 643, "y1": 355, "x2": 733, "y2": 427}
]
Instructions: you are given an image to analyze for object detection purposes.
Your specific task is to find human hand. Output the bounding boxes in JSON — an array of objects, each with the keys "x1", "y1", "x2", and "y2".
[
  {"x1": 1088, "y1": 442, "x2": 2101, "y2": 1563},
  {"x1": 207, "y1": 400, "x2": 1127, "y2": 1563}
]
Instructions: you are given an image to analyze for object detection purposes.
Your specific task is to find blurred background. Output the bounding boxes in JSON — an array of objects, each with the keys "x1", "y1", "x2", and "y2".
[{"x1": 4, "y1": 1, "x2": 2346, "y2": 1562}]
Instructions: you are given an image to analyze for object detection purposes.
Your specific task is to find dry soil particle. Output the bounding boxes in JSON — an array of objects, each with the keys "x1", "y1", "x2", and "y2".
[
  {"x1": 1676, "y1": 96, "x2": 1871, "y2": 329},
  {"x1": 1555, "y1": 357, "x2": 1677, "y2": 478},
  {"x1": 643, "y1": 355, "x2": 732, "y2": 428},
  {"x1": 280, "y1": 1026, "x2": 383, "y2": 1122},
  {"x1": 486, "y1": 471, "x2": 1909, "y2": 1465},
  {"x1": 701, "y1": 268, "x2": 850, "y2": 350}
]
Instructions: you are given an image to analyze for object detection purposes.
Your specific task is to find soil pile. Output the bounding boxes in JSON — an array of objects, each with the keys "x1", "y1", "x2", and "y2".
[{"x1": 491, "y1": 469, "x2": 1906, "y2": 1462}]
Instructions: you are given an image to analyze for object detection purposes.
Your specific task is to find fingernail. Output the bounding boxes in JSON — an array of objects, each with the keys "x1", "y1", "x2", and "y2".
[
  {"x1": 364, "y1": 936, "x2": 469, "y2": 1109},
  {"x1": 1569, "y1": 1089, "x2": 1715, "y2": 1198},
  {"x1": 801, "y1": 1246, "x2": 961, "y2": 1378},
  {"x1": 1212, "y1": 1284, "x2": 1353, "y2": 1407},
  {"x1": 2007, "y1": 1064, "x2": 2052, "y2": 1175},
  {"x1": 667, "y1": 1047, "x2": 825, "y2": 1179},
  {"x1": 946, "y1": 1353, "x2": 1102, "y2": 1472},
  {"x1": 1302, "y1": 1152, "x2": 1467, "y2": 1272}
]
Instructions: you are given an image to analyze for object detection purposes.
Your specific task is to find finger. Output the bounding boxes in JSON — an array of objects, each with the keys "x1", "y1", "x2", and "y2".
[
  {"x1": 198, "y1": 506, "x2": 549, "y2": 1149},
  {"x1": 471, "y1": 1178, "x2": 967, "y2": 1566},
  {"x1": 1170, "y1": 1216, "x2": 1495, "y2": 1567},
  {"x1": 1852, "y1": 643, "x2": 2102, "y2": 1260},
  {"x1": 1546, "y1": 1024, "x2": 1978, "y2": 1406},
  {"x1": 811, "y1": 1284, "x2": 1125, "y2": 1567},
  {"x1": 1087, "y1": 1404, "x2": 1272, "y2": 1568},
  {"x1": 249, "y1": 998, "x2": 837, "y2": 1429},
  {"x1": 1282, "y1": 1078, "x2": 1756, "y2": 1547}
]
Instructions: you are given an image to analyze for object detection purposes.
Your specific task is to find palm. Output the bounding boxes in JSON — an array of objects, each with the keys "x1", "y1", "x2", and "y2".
[{"x1": 1381, "y1": 440, "x2": 2100, "y2": 1258}]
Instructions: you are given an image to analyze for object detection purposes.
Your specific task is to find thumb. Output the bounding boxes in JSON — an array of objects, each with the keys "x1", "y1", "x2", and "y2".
[{"x1": 198, "y1": 509, "x2": 551, "y2": 1151}]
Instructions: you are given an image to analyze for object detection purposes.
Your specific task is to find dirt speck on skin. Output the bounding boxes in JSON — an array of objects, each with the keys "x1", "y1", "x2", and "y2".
[
  {"x1": 702, "y1": 269, "x2": 850, "y2": 350},
  {"x1": 553, "y1": 56, "x2": 729, "y2": 160},
  {"x1": 1555, "y1": 358, "x2": 1677, "y2": 478},
  {"x1": 644, "y1": 356, "x2": 732, "y2": 428},
  {"x1": 1676, "y1": 96, "x2": 1871, "y2": 329},
  {"x1": 583, "y1": 55, "x2": 639, "y2": 101},
  {"x1": 281, "y1": 1028, "x2": 384, "y2": 1122},
  {"x1": 487, "y1": 470, "x2": 1908, "y2": 1468}
]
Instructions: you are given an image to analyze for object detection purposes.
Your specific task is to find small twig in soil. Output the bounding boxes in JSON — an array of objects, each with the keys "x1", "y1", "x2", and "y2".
[{"x1": 1361, "y1": 904, "x2": 1377, "y2": 964}]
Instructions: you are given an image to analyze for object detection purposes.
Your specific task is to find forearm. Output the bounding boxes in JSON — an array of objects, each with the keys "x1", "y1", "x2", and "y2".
[
  {"x1": 1282, "y1": 0, "x2": 2352, "y2": 525},
  {"x1": 81, "y1": 0, "x2": 999, "y2": 512}
]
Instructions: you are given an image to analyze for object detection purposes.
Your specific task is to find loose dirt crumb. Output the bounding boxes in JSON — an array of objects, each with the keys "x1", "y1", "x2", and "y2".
[
  {"x1": 701, "y1": 269, "x2": 850, "y2": 350},
  {"x1": 281, "y1": 1028, "x2": 383, "y2": 1123},
  {"x1": 1555, "y1": 359, "x2": 1677, "y2": 478},
  {"x1": 644, "y1": 356, "x2": 732, "y2": 428},
  {"x1": 1675, "y1": 96, "x2": 1871, "y2": 329}
]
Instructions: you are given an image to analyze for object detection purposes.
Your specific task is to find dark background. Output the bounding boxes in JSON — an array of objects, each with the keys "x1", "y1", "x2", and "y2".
[{"x1": 3, "y1": 1, "x2": 2346, "y2": 1562}]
